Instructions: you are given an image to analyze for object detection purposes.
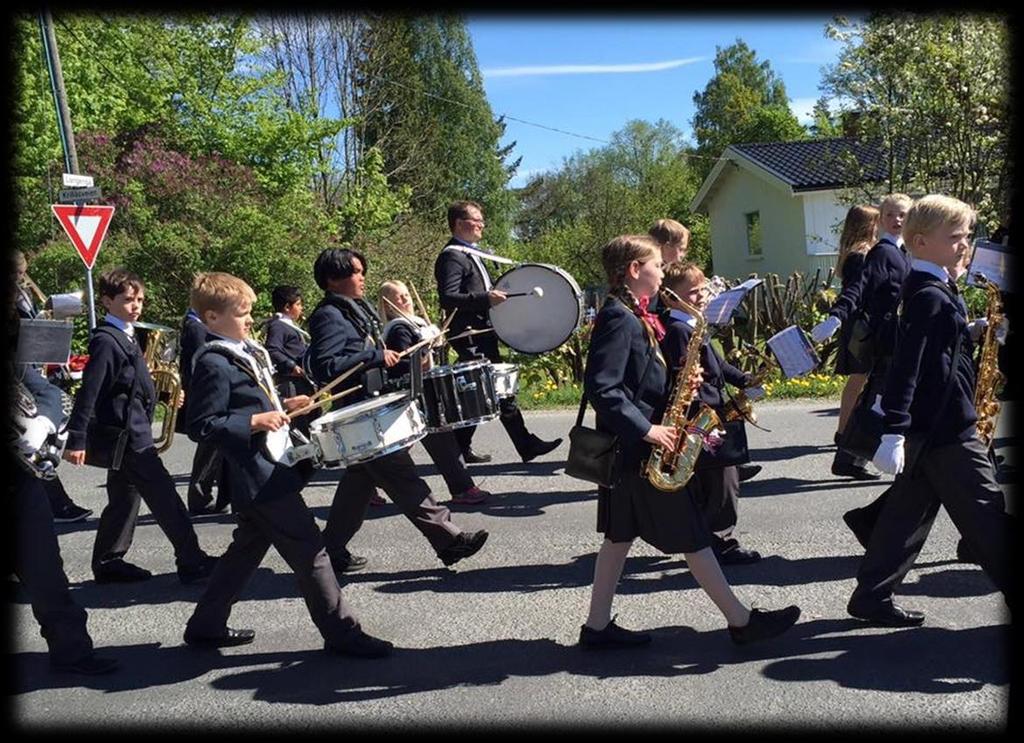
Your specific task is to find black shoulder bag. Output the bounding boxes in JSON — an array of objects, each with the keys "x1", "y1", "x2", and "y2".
[
  {"x1": 566, "y1": 344, "x2": 656, "y2": 488},
  {"x1": 85, "y1": 330, "x2": 141, "y2": 471},
  {"x1": 839, "y1": 281, "x2": 963, "y2": 469}
]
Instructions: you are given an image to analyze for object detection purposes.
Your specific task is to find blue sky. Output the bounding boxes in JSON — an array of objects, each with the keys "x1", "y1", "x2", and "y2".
[{"x1": 466, "y1": 15, "x2": 853, "y2": 187}]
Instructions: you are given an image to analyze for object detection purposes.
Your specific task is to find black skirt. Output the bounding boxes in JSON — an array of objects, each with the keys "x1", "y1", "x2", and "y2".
[
  {"x1": 597, "y1": 467, "x2": 712, "y2": 554},
  {"x1": 834, "y1": 321, "x2": 872, "y2": 375}
]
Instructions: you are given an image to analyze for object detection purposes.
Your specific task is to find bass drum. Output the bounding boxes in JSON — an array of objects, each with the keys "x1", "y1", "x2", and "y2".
[{"x1": 489, "y1": 263, "x2": 582, "y2": 354}]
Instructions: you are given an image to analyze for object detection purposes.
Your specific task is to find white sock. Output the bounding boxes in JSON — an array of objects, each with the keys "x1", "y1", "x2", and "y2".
[
  {"x1": 685, "y1": 547, "x2": 750, "y2": 627},
  {"x1": 584, "y1": 539, "x2": 632, "y2": 630}
]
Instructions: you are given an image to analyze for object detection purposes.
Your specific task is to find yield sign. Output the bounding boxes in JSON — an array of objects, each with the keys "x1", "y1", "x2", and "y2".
[{"x1": 51, "y1": 204, "x2": 115, "y2": 270}]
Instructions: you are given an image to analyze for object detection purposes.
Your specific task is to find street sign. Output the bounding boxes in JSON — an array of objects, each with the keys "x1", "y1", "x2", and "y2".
[
  {"x1": 50, "y1": 204, "x2": 115, "y2": 270},
  {"x1": 62, "y1": 173, "x2": 94, "y2": 188},
  {"x1": 58, "y1": 186, "x2": 103, "y2": 204}
]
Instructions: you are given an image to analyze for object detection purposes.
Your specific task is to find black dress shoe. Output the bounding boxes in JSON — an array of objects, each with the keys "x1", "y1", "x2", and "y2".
[
  {"x1": 728, "y1": 605, "x2": 801, "y2": 646},
  {"x1": 842, "y1": 508, "x2": 873, "y2": 549},
  {"x1": 331, "y1": 553, "x2": 369, "y2": 574},
  {"x1": 178, "y1": 554, "x2": 219, "y2": 585},
  {"x1": 326, "y1": 629, "x2": 394, "y2": 658},
  {"x1": 521, "y1": 436, "x2": 563, "y2": 463},
  {"x1": 52, "y1": 503, "x2": 93, "y2": 523},
  {"x1": 578, "y1": 617, "x2": 652, "y2": 649},
  {"x1": 51, "y1": 654, "x2": 120, "y2": 675},
  {"x1": 184, "y1": 626, "x2": 256, "y2": 648},
  {"x1": 94, "y1": 559, "x2": 153, "y2": 584},
  {"x1": 439, "y1": 530, "x2": 489, "y2": 567},
  {"x1": 736, "y1": 464, "x2": 762, "y2": 482},
  {"x1": 831, "y1": 460, "x2": 882, "y2": 480},
  {"x1": 462, "y1": 449, "x2": 492, "y2": 464},
  {"x1": 847, "y1": 598, "x2": 925, "y2": 627},
  {"x1": 717, "y1": 544, "x2": 763, "y2": 565}
]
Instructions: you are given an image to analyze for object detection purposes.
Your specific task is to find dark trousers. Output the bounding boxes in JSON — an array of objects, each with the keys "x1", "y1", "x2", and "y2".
[
  {"x1": 12, "y1": 473, "x2": 94, "y2": 665},
  {"x1": 420, "y1": 431, "x2": 473, "y2": 496},
  {"x1": 186, "y1": 489, "x2": 361, "y2": 647},
  {"x1": 691, "y1": 465, "x2": 740, "y2": 536},
  {"x1": 322, "y1": 448, "x2": 460, "y2": 562},
  {"x1": 93, "y1": 447, "x2": 205, "y2": 572},
  {"x1": 187, "y1": 441, "x2": 224, "y2": 512},
  {"x1": 43, "y1": 476, "x2": 76, "y2": 512},
  {"x1": 452, "y1": 344, "x2": 534, "y2": 457},
  {"x1": 852, "y1": 437, "x2": 1012, "y2": 606}
]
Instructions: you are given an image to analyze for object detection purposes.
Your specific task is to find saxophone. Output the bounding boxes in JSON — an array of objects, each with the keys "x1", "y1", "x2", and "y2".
[
  {"x1": 972, "y1": 273, "x2": 1005, "y2": 448},
  {"x1": 645, "y1": 289, "x2": 721, "y2": 492}
]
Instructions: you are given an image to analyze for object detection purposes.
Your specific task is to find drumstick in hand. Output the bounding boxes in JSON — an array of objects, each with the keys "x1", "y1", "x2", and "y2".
[
  {"x1": 288, "y1": 385, "x2": 362, "y2": 420},
  {"x1": 446, "y1": 327, "x2": 496, "y2": 342},
  {"x1": 311, "y1": 362, "x2": 365, "y2": 402},
  {"x1": 409, "y1": 281, "x2": 431, "y2": 324},
  {"x1": 503, "y1": 286, "x2": 544, "y2": 298},
  {"x1": 382, "y1": 295, "x2": 417, "y2": 322},
  {"x1": 396, "y1": 337, "x2": 434, "y2": 359}
]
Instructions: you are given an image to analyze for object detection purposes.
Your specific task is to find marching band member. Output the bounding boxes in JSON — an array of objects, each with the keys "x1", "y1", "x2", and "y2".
[
  {"x1": 305, "y1": 248, "x2": 488, "y2": 574},
  {"x1": 577, "y1": 234, "x2": 799, "y2": 650},
  {"x1": 263, "y1": 285, "x2": 315, "y2": 435},
  {"x1": 434, "y1": 200, "x2": 561, "y2": 464},
  {"x1": 181, "y1": 272, "x2": 392, "y2": 657}
]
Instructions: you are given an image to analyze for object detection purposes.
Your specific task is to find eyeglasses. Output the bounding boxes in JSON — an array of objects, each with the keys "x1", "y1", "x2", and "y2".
[{"x1": 462, "y1": 217, "x2": 486, "y2": 226}]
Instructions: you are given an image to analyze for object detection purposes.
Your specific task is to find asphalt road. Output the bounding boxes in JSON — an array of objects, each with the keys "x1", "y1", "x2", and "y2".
[{"x1": 8, "y1": 400, "x2": 1016, "y2": 732}]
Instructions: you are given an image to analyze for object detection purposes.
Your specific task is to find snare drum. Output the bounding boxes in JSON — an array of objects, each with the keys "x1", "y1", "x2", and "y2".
[
  {"x1": 490, "y1": 363, "x2": 519, "y2": 399},
  {"x1": 489, "y1": 263, "x2": 583, "y2": 354},
  {"x1": 421, "y1": 360, "x2": 499, "y2": 432},
  {"x1": 307, "y1": 392, "x2": 426, "y2": 468}
]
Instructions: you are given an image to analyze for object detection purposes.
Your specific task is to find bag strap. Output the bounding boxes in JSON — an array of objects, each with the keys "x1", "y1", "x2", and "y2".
[
  {"x1": 576, "y1": 334, "x2": 657, "y2": 426},
  {"x1": 94, "y1": 326, "x2": 143, "y2": 430}
]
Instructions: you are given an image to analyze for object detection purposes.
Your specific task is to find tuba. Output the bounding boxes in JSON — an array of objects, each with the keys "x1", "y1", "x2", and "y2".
[
  {"x1": 972, "y1": 274, "x2": 1005, "y2": 448},
  {"x1": 134, "y1": 321, "x2": 182, "y2": 453},
  {"x1": 644, "y1": 288, "x2": 721, "y2": 492}
]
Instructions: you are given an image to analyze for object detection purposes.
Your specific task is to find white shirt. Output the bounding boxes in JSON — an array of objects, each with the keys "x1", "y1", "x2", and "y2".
[
  {"x1": 668, "y1": 308, "x2": 698, "y2": 329},
  {"x1": 910, "y1": 258, "x2": 949, "y2": 282},
  {"x1": 104, "y1": 314, "x2": 135, "y2": 339},
  {"x1": 881, "y1": 231, "x2": 905, "y2": 249}
]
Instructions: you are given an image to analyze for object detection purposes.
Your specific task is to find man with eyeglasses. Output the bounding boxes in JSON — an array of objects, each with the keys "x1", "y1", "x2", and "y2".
[{"x1": 434, "y1": 200, "x2": 561, "y2": 464}]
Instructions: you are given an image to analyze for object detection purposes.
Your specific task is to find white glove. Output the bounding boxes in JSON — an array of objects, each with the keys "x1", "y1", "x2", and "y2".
[
  {"x1": 872, "y1": 434, "x2": 905, "y2": 476},
  {"x1": 870, "y1": 394, "x2": 884, "y2": 416},
  {"x1": 810, "y1": 316, "x2": 841, "y2": 343},
  {"x1": 16, "y1": 415, "x2": 56, "y2": 454},
  {"x1": 969, "y1": 317, "x2": 1010, "y2": 345},
  {"x1": 743, "y1": 386, "x2": 765, "y2": 401}
]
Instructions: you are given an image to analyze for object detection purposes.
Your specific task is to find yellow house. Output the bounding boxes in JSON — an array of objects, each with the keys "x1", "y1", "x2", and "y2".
[{"x1": 690, "y1": 138, "x2": 888, "y2": 282}]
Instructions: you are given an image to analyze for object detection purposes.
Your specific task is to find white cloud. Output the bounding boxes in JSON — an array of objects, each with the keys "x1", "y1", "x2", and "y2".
[
  {"x1": 789, "y1": 97, "x2": 821, "y2": 124},
  {"x1": 482, "y1": 57, "x2": 706, "y2": 78}
]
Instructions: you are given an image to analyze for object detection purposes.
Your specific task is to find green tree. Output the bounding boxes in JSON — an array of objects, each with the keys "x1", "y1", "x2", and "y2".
[
  {"x1": 691, "y1": 39, "x2": 805, "y2": 180},
  {"x1": 821, "y1": 14, "x2": 1010, "y2": 228}
]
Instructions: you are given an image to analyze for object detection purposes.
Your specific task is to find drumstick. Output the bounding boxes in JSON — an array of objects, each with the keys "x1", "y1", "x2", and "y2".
[
  {"x1": 409, "y1": 281, "x2": 432, "y2": 324},
  {"x1": 446, "y1": 327, "x2": 496, "y2": 342},
  {"x1": 287, "y1": 385, "x2": 362, "y2": 420},
  {"x1": 382, "y1": 294, "x2": 418, "y2": 323},
  {"x1": 311, "y1": 361, "x2": 365, "y2": 402},
  {"x1": 503, "y1": 286, "x2": 545, "y2": 298},
  {"x1": 439, "y1": 310, "x2": 456, "y2": 334},
  {"x1": 396, "y1": 336, "x2": 434, "y2": 359}
]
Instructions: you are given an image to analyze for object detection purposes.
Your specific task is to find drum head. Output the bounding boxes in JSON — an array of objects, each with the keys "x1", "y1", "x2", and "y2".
[
  {"x1": 310, "y1": 392, "x2": 408, "y2": 427},
  {"x1": 489, "y1": 264, "x2": 582, "y2": 353}
]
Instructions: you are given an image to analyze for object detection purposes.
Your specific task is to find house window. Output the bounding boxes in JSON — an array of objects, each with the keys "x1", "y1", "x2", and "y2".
[{"x1": 745, "y1": 212, "x2": 762, "y2": 257}]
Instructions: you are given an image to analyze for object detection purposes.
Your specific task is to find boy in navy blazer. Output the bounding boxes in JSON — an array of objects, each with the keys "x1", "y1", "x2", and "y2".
[
  {"x1": 658, "y1": 262, "x2": 765, "y2": 566},
  {"x1": 846, "y1": 195, "x2": 1013, "y2": 627},
  {"x1": 63, "y1": 268, "x2": 216, "y2": 585},
  {"x1": 182, "y1": 271, "x2": 391, "y2": 657},
  {"x1": 263, "y1": 285, "x2": 314, "y2": 434}
]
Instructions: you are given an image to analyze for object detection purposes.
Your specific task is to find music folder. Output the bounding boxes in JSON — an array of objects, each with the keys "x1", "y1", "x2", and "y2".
[{"x1": 16, "y1": 318, "x2": 74, "y2": 365}]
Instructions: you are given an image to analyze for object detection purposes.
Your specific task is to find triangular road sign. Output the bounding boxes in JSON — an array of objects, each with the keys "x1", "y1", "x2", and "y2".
[{"x1": 51, "y1": 204, "x2": 115, "y2": 270}]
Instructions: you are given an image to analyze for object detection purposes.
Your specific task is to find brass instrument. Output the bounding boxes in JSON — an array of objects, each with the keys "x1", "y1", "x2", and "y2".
[
  {"x1": 645, "y1": 289, "x2": 721, "y2": 492},
  {"x1": 135, "y1": 321, "x2": 182, "y2": 453},
  {"x1": 723, "y1": 346, "x2": 775, "y2": 425},
  {"x1": 972, "y1": 274, "x2": 1005, "y2": 448}
]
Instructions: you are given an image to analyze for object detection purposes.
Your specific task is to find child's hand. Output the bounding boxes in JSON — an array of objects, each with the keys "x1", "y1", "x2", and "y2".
[
  {"x1": 283, "y1": 395, "x2": 312, "y2": 413},
  {"x1": 251, "y1": 411, "x2": 290, "y2": 432},
  {"x1": 383, "y1": 349, "x2": 401, "y2": 368},
  {"x1": 643, "y1": 424, "x2": 678, "y2": 451},
  {"x1": 63, "y1": 449, "x2": 86, "y2": 466}
]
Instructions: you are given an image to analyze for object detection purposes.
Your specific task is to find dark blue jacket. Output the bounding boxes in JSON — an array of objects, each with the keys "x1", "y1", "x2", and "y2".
[
  {"x1": 829, "y1": 238, "x2": 913, "y2": 357},
  {"x1": 19, "y1": 364, "x2": 63, "y2": 429},
  {"x1": 382, "y1": 319, "x2": 420, "y2": 380},
  {"x1": 264, "y1": 317, "x2": 308, "y2": 380},
  {"x1": 659, "y1": 313, "x2": 752, "y2": 413},
  {"x1": 186, "y1": 332, "x2": 308, "y2": 505},
  {"x1": 306, "y1": 293, "x2": 386, "y2": 406},
  {"x1": 66, "y1": 323, "x2": 156, "y2": 453},
  {"x1": 584, "y1": 297, "x2": 668, "y2": 468},
  {"x1": 434, "y1": 241, "x2": 502, "y2": 362},
  {"x1": 881, "y1": 270, "x2": 977, "y2": 445},
  {"x1": 177, "y1": 311, "x2": 207, "y2": 433}
]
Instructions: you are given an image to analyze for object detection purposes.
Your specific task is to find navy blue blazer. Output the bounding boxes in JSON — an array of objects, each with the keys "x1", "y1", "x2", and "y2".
[
  {"x1": 187, "y1": 332, "x2": 308, "y2": 505},
  {"x1": 306, "y1": 293, "x2": 386, "y2": 406},
  {"x1": 19, "y1": 364, "x2": 64, "y2": 429},
  {"x1": 881, "y1": 271, "x2": 977, "y2": 445},
  {"x1": 659, "y1": 314, "x2": 751, "y2": 412},
  {"x1": 177, "y1": 311, "x2": 207, "y2": 433},
  {"x1": 829, "y1": 238, "x2": 912, "y2": 357},
  {"x1": 584, "y1": 297, "x2": 668, "y2": 468},
  {"x1": 264, "y1": 317, "x2": 308, "y2": 379},
  {"x1": 434, "y1": 242, "x2": 502, "y2": 362},
  {"x1": 382, "y1": 319, "x2": 420, "y2": 379},
  {"x1": 66, "y1": 323, "x2": 156, "y2": 453}
]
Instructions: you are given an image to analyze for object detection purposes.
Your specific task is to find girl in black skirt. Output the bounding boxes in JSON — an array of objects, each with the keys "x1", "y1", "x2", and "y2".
[{"x1": 578, "y1": 235, "x2": 800, "y2": 649}]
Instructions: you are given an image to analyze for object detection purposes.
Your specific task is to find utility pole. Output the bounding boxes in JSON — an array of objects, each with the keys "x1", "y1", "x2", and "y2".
[{"x1": 39, "y1": 9, "x2": 96, "y2": 329}]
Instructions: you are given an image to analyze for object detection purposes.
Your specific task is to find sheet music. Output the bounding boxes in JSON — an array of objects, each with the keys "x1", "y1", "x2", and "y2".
[
  {"x1": 766, "y1": 325, "x2": 820, "y2": 379},
  {"x1": 967, "y1": 240, "x2": 1012, "y2": 292},
  {"x1": 704, "y1": 278, "x2": 763, "y2": 326}
]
